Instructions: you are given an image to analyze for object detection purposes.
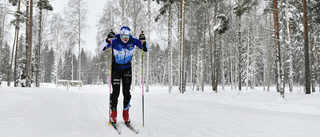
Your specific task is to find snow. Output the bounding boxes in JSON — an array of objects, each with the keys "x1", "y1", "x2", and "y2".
[{"x1": 1, "y1": 84, "x2": 320, "y2": 137}]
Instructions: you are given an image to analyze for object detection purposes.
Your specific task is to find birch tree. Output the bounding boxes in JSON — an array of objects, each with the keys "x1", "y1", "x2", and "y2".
[
  {"x1": 285, "y1": 0, "x2": 294, "y2": 92},
  {"x1": 0, "y1": 2, "x2": 7, "y2": 74},
  {"x1": 8, "y1": 0, "x2": 24, "y2": 87},
  {"x1": 233, "y1": 0, "x2": 257, "y2": 91},
  {"x1": 65, "y1": 0, "x2": 88, "y2": 88},
  {"x1": 154, "y1": 0, "x2": 179, "y2": 92},
  {"x1": 50, "y1": 13, "x2": 65, "y2": 83},
  {"x1": 146, "y1": 0, "x2": 151, "y2": 93}
]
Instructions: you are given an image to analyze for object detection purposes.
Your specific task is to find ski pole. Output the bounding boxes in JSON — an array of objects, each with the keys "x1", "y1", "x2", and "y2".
[
  {"x1": 139, "y1": 31, "x2": 145, "y2": 127},
  {"x1": 108, "y1": 40, "x2": 112, "y2": 126},
  {"x1": 142, "y1": 50, "x2": 145, "y2": 127},
  {"x1": 108, "y1": 30, "x2": 114, "y2": 126}
]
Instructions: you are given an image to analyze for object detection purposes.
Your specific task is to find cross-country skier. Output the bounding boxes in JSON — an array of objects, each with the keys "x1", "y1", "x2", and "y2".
[{"x1": 99, "y1": 26, "x2": 149, "y2": 125}]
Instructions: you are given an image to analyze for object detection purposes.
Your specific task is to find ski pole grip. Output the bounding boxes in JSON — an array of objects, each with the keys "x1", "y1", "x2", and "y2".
[
  {"x1": 108, "y1": 29, "x2": 115, "y2": 41},
  {"x1": 139, "y1": 31, "x2": 146, "y2": 42}
]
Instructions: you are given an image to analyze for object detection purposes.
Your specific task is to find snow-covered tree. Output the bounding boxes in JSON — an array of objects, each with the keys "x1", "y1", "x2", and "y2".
[
  {"x1": 35, "y1": 0, "x2": 53, "y2": 87},
  {"x1": 65, "y1": 0, "x2": 88, "y2": 88},
  {"x1": 0, "y1": 42, "x2": 10, "y2": 81},
  {"x1": 233, "y1": 0, "x2": 257, "y2": 91}
]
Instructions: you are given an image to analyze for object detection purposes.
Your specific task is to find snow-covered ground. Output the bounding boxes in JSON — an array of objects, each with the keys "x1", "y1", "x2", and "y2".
[{"x1": 0, "y1": 83, "x2": 320, "y2": 137}]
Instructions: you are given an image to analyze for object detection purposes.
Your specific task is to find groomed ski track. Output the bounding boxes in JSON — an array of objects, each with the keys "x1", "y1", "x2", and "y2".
[{"x1": 1, "y1": 85, "x2": 320, "y2": 137}]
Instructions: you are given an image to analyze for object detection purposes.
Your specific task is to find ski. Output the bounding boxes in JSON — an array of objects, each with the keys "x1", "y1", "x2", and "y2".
[
  {"x1": 122, "y1": 122, "x2": 139, "y2": 134},
  {"x1": 111, "y1": 124, "x2": 121, "y2": 135}
]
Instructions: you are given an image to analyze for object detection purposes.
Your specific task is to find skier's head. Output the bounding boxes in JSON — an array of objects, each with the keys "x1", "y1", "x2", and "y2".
[{"x1": 120, "y1": 26, "x2": 131, "y2": 43}]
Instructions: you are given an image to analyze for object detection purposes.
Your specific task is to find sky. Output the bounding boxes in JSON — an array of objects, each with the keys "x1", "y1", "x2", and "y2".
[{"x1": 50, "y1": 0, "x2": 107, "y2": 54}]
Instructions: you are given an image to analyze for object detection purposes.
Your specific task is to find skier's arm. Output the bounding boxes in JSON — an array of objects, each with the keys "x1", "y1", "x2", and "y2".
[
  {"x1": 100, "y1": 31, "x2": 116, "y2": 51},
  {"x1": 99, "y1": 40, "x2": 110, "y2": 51},
  {"x1": 141, "y1": 42, "x2": 149, "y2": 52}
]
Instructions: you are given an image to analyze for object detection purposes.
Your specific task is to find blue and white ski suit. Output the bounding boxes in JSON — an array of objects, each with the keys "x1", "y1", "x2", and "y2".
[
  {"x1": 99, "y1": 34, "x2": 149, "y2": 111},
  {"x1": 99, "y1": 34, "x2": 149, "y2": 69}
]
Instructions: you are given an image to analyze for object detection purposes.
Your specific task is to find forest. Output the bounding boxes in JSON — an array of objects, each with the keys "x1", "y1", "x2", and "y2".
[{"x1": 0, "y1": 0, "x2": 319, "y2": 96}]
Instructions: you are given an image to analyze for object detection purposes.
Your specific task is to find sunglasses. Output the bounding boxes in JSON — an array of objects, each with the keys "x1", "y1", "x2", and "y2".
[{"x1": 121, "y1": 35, "x2": 130, "y2": 38}]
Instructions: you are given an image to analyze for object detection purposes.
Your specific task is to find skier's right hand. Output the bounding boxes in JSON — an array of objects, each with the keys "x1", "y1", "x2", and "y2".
[{"x1": 106, "y1": 31, "x2": 115, "y2": 43}]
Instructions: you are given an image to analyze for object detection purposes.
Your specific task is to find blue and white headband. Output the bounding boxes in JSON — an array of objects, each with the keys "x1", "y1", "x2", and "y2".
[{"x1": 120, "y1": 26, "x2": 131, "y2": 35}]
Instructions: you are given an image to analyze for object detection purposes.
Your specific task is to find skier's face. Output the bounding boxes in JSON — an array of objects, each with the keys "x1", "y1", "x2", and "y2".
[{"x1": 122, "y1": 35, "x2": 130, "y2": 42}]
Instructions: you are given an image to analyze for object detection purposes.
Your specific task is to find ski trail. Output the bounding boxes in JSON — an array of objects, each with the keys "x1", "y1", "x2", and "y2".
[
  {"x1": 141, "y1": 96, "x2": 218, "y2": 137},
  {"x1": 89, "y1": 95, "x2": 108, "y2": 120}
]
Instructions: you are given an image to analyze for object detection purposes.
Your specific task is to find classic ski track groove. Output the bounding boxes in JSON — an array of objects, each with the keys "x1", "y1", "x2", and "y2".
[
  {"x1": 143, "y1": 100, "x2": 214, "y2": 136},
  {"x1": 89, "y1": 95, "x2": 108, "y2": 120}
]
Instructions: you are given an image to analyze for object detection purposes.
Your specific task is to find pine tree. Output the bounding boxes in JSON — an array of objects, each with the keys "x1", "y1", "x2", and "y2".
[
  {"x1": 35, "y1": 0, "x2": 53, "y2": 87},
  {"x1": 26, "y1": 0, "x2": 34, "y2": 87},
  {"x1": 8, "y1": 0, "x2": 24, "y2": 87}
]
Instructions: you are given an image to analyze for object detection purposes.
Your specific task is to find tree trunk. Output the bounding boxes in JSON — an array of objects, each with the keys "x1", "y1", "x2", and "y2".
[
  {"x1": 179, "y1": 0, "x2": 184, "y2": 93},
  {"x1": 285, "y1": 0, "x2": 293, "y2": 93},
  {"x1": 201, "y1": 50, "x2": 204, "y2": 92},
  {"x1": 205, "y1": 0, "x2": 215, "y2": 92},
  {"x1": 246, "y1": 27, "x2": 250, "y2": 90},
  {"x1": 8, "y1": 0, "x2": 20, "y2": 87},
  {"x1": 36, "y1": 7, "x2": 42, "y2": 87},
  {"x1": 303, "y1": 0, "x2": 311, "y2": 94},
  {"x1": 26, "y1": 0, "x2": 33, "y2": 87},
  {"x1": 78, "y1": 0, "x2": 81, "y2": 89},
  {"x1": 273, "y1": 0, "x2": 284, "y2": 97},
  {"x1": 8, "y1": 29, "x2": 17, "y2": 87},
  {"x1": 13, "y1": 0, "x2": 21, "y2": 87},
  {"x1": 310, "y1": 24, "x2": 315, "y2": 93},
  {"x1": 0, "y1": 5, "x2": 6, "y2": 73},
  {"x1": 14, "y1": 0, "x2": 21, "y2": 87},
  {"x1": 13, "y1": 27, "x2": 19, "y2": 87},
  {"x1": 168, "y1": 3, "x2": 172, "y2": 93},
  {"x1": 146, "y1": 0, "x2": 151, "y2": 93},
  {"x1": 267, "y1": 14, "x2": 272, "y2": 92},
  {"x1": 229, "y1": 43, "x2": 234, "y2": 90},
  {"x1": 238, "y1": 15, "x2": 242, "y2": 91},
  {"x1": 213, "y1": 0, "x2": 218, "y2": 92},
  {"x1": 25, "y1": 1, "x2": 29, "y2": 85},
  {"x1": 182, "y1": 0, "x2": 186, "y2": 93}
]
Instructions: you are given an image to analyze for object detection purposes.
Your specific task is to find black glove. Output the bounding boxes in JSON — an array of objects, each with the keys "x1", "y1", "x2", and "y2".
[
  {"x1": 139, "y1": 31, "x2": 146, "y2": 41},
  {"x1": 106, "y1": 31, "x2": 115, "y2": 43},
  {"x1": 139, "y1": 31, "x2": 147, "y2": 51}
]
